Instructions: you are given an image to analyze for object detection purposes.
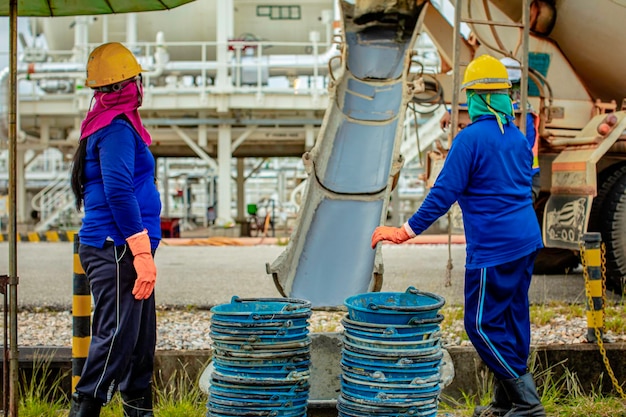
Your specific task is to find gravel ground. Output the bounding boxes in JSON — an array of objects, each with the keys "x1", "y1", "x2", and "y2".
[{"x1": 10, "y1": 308, "x2": 626, "y2": 350}]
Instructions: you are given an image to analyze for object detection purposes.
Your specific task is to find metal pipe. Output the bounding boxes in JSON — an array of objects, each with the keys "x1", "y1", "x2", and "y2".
[
  {"x1": 8, "y1": 2, "x2": 19, "y2": 416},
  {"x1": 449, "y1": 0, "x2": 463, "y2": 148},
  {"x1": 143, "y1": 118, "x2": 321, "y2": 126},
  {"x1": 519, "y1": 0, "x2": 530, "y2": 137}
]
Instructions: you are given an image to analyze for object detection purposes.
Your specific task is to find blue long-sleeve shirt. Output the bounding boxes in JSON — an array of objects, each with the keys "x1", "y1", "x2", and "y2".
[
  {"x1": 407, "y1": 115, "x2": 543, "y2": 269},
  {"x1": 79, "y1": 118, "x2": 162, "y2": 249}
]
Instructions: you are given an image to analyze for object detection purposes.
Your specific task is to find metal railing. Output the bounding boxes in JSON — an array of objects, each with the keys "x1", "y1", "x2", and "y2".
[{"x1": 15, "y1": 38, "x2": 345, "y2": 103}]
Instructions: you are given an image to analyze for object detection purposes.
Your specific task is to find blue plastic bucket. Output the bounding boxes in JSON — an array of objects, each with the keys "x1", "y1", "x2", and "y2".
[
  {"x1": 342, "y1": 337, "x2": 440, "y2": 359},
  {"x1": 208, "y1": 296, "x2": 312, "y2": 417},
  {"x1": 211, "y1": 317, "x2": 310, "y2": 329},
  {"x1": 210, "y1": 322, "x2": 309, "y2": 337},
  {"x1": 215, "y1": 353, "x2": 310, "y2": 368},
  {"x1": 214, "y1": 363, "x2": 311, "y2": 379},
  {"x1": 344, "y1": 287, "x2": 445, "y2": 324},
  {"x1": 340, "y1": 360, "x2": 440, "y2": 383},
  {"x1": 209, "y1": 384, "x2": 309, "y2": 401},
  {"x1": 341, "y1": 315, "x2": 442, "y2": 339},
  {"x1": 209, "y1": 392, "x2": 308, "y2": 408},
  {"x1": 342, "y1": 346, "x2": 443, "y2": 366},
  {"x1": 211, "y1": 338, "x2": 312, "y2": 353},
  {"x1": 337, "y1": 394, "x2": 438, "y2": 417},
  {"x1": 209, "y1": 376, "x2": 310, "y2": 393},
  {"x1": 211, "y1": 368, "x2": 310, "y2": 385},
  {"x1": 342, "y1": 355, "x2": 440, "y2": 373},
  {"x1": 214, "y1": 346, "x2": 311, "y2": 360},
  {"x1": 210, "y1": 331, "x2": 310, "y2": 344},
  {"x1": 211, "y1": 297, "x2": 312, "y2": 325},
  {"x1": 208, "y1": 402, "x2": 307, "y2": 417},
  {"x1": 343, "y1": 332, "x2": 441, "y2": 351},
  {"x1": 339, "y1": 379, "x2": 440, "y2": 405}
]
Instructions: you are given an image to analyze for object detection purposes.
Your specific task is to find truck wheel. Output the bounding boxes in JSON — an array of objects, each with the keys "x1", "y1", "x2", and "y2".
[
  {"x1": 597, "y1": 170, "x2": 626, "y2": 295},
  {"x1": 533, "y1": 194, "x2": 580, "y2": 275},
  {"x1": 588, "y1": 163, "x2": 626, "y2": 233}
]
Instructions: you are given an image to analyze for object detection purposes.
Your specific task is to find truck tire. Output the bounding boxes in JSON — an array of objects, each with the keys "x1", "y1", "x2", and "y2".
[
  {"x1": 588, "y1": 163, "x2": 626, "y2": 233},
  {"x1": 597, "y1": 168, "x2": 626, "y2": 295},
  {"x1": 533, "y1": 194, "x2": 580, "y2": 275}
]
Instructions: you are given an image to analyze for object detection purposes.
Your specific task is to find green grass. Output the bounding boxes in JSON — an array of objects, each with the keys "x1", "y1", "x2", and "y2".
[
  {"x1": 154, "y1": 363, "x2": 207, "y2": 417},
  {"x1": 18, "y1": 351, "x2": 67, "y2": 417},
  {"x1": 439, "y1": 353, "x2": 626, "y2": 417}
]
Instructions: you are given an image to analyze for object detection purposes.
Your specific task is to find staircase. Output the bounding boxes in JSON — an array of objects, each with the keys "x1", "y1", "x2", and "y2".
[{"x1": 31, "y1": 172, "x2": 81, "y2": 232}]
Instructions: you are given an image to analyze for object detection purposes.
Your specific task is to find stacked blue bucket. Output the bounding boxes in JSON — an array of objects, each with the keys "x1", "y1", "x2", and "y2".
[
  {"x1": 340, "y1": 286, "x2": 446, "y2": 417},
  {"x1": 207, "y1": 296, "x2": 312, "y2": 417}
]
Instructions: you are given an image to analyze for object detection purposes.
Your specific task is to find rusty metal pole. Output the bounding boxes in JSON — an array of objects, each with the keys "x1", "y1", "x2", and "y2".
[
  {"x1": 519, "y1": 0, "x2": 530, "y2": 137},
  {"x1": 8, "y1": 0, "x2": 20, "y2": 415},
  {"x1": 448, "y1": 0, "x2": 463, "y2": 149},
  {"x1": 1, "y1": 274, "x2": 9, "y2": 416}
]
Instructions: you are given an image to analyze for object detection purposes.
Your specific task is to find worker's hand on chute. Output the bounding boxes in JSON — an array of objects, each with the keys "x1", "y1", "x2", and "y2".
[
  {"x1": 371, "y1": 225, "x2": 412, "y2": 248},
  {"x1": 126, "y1": 229, "x2": 157, "y2": 300}
]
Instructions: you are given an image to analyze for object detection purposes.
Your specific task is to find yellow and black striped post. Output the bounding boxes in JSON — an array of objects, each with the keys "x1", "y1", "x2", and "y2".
[
  {"x1": 72, "y1": 235, "x2": 91, "y2": 392},
  {"x1": 582, "y1": 232, "x2": 604, "y2": 343}
]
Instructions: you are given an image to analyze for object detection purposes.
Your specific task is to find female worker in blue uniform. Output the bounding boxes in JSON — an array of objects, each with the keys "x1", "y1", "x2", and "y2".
[
  {"x1": 69, "y1": 42, "x2": 161, "y2": 417},
  {"x1": 372, "y1": 55, "x2": 546, "y2": 417}
]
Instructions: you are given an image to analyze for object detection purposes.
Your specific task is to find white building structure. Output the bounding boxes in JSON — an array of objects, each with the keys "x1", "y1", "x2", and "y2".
[{"x1": 0, "y1": 0, "x2": 441, "y2": 232}]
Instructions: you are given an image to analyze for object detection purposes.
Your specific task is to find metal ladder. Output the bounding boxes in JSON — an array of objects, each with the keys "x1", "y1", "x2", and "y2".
[{"x1": 448, "y1": 0, "x2": 532, "y2": 144}]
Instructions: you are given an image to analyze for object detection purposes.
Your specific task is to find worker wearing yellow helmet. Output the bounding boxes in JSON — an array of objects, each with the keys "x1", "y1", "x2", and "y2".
[
  {"x1": 372, "y1": 55, "x2": 545, "y2": 417},
  {"x1": 441, "y1": 56, "x2": 542, "y2": 202},
  {"x1": 69, "y1": 42, "x2": 160, "y2": 417}
]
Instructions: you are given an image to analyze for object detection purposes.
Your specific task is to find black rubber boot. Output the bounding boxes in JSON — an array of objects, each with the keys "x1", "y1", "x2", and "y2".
[
  {"x1": 500, "y1": 373, "x2": 547, "y2": 417},
  {"x1": 68, "y1": 392, "x2": 102, "y2": 417},
  {"x1": 472, "y1": 379, "x2": 511, "y2": 417},
  {"x1": 121, "y1": 387, "x2": 154, "y2": 417}
]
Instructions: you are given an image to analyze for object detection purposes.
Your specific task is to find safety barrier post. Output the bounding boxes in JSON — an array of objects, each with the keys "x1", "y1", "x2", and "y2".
[
  {"x1": 581, "y1": 232, "x2": 604, "y2": 343},
  {"x1": 72, "y1": 235, "x2": 91, "y2": 392}
]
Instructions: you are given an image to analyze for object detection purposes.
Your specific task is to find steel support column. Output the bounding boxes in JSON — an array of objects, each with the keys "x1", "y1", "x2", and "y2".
[{"x1": 217, "y1": 124, "x2": 234, "y2": 225}]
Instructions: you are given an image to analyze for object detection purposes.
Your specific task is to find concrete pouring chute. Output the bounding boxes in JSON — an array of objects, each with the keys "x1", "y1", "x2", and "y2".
[{"x1": 267, "y1": 0, "x2": 428, "y2": 307}]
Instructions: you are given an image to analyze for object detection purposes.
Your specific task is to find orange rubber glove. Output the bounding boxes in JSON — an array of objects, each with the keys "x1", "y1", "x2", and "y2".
[
  {"x1": 371, "y1": 224, "x2": 412, "y2": 248},
  {"x1": 126, "y1": 229, "x2": 157, "y2": 300}
]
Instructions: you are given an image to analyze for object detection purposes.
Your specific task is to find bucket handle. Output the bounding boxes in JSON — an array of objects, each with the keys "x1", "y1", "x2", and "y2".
[
  {"x1": 366, "y1": 288, "x2": 445, "y2": 312},
  {"x1": 407, "y1": 314, "x2": 445, "y2": 325},
  {"x1": 231, "y1": 296, "x2": 312, "y2": 311}
]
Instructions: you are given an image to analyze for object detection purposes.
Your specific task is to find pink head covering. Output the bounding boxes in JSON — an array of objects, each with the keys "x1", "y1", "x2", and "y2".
[{"x1": 79, "y1": 79, "x2": 152, "y2": 145}]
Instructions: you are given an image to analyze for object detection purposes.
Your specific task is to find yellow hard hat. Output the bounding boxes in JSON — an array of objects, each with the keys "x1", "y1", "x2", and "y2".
[
  {"x1": 86, "y1": 42, "x2": 144, "y2": 88},
  {"x1": 461, "y1": 54, "x2": 511, "y2": 90}
]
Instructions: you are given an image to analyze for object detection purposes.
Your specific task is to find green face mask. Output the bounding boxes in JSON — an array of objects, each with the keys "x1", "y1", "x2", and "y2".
[{"x1": 466, "y1": 90, "x2": 513, "y2": 133}]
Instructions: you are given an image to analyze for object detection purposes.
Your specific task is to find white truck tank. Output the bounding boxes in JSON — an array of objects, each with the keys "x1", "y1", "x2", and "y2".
[{"x1": 491, "y1": 0, "x2": 626, "y2": 103}]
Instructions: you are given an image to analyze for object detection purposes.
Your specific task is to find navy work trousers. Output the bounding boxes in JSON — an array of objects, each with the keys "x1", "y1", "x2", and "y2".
[
  {"x1": 76, "y1": 241, "x2": 156, "y2": 404},
  {"x1": 464, "y1": 251, "x2": 538, "y2": 380}
]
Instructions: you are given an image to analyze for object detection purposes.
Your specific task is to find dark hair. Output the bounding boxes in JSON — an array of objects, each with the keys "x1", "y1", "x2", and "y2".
[{"x1": 70, "y1": 140, "x2": 88, "y2": 211}]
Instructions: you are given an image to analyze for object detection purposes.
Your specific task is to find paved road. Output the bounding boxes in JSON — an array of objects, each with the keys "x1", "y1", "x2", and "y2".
[{"x1": 1, "y1": 240, "x2": 611, "y2": 309}]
